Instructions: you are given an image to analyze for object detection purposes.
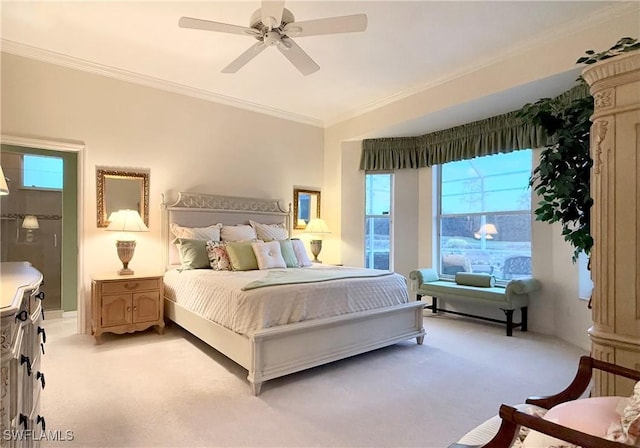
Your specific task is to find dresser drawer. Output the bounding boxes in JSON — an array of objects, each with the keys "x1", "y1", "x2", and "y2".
[
  {"x1": 1, "y1": 312, "x2": 27, "y2": 358},
  {"x1": 101, "y1": 278, "x2": 160, "y2": 295}
]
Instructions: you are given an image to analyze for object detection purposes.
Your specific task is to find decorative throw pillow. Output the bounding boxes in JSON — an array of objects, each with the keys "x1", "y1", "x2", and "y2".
[
  {"x1": 220, "y1": 224, "x2": 258, "y2": 242},
  {"x1": 522, "y1": 396, "x2": 627, "y2": 448},
  {"x1": 174, "y1": 238, "x2": 211, "y2": 270},
  {"x1": 205, "y1": 241, "x2": 232, "y2": 271},
  {"x1": 226, "y1": 241, "x2": 260, "y2": 271},
  {"x1": 171, "y1": 223, "x2": 222, "y2": 241},
  {"x1": 291, "y1": 238, "x2": 313, "y2": 267},
  {"x1": 606, "y1": 380, "x2": 640, "y2": 444},
  {"x1": 279, "y1": 239, "x2": 299, "y2": 268},
  {"x1": 252, "y1": 241, "x2": 287, "y2": 270},
  {"x1": 455, "y1": 272, "x2": 495, "y2": 287},
  {"x1": 249, "y1": 220, "x2": 289, "y2": 242}
]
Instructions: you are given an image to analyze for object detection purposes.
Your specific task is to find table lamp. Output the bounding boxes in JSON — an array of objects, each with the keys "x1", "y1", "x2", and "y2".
[
  {"x1": 22, "y1": 215, "x2": 39, "y2": 242},
  {"x1": 106, "y1": 209, "x2": 149, "y2": 275},
  {"x1": 474, "y1": 223, "x2": 498, "y2": 240},
  {"x1": 304, "y1": 218, "x2": 330, "y2": 263}
]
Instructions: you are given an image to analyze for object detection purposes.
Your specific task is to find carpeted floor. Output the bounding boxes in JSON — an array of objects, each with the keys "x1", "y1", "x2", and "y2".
[{"x1": 40, "y1": 314, "x2": 587, "y2": 447}]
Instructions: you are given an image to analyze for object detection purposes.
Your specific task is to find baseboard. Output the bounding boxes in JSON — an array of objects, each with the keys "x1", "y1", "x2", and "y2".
[{"x1": 44, "y1": 309, "x2": 64, "y2": 320}]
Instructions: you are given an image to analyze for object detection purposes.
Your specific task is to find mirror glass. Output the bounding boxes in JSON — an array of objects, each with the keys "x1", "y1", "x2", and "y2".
[
  {"x1": 293, "y1": 188, "x2": 320, "y2": 230},
  {"x1": 97, "y1": 168, "x2": 149, "y2": 227}
]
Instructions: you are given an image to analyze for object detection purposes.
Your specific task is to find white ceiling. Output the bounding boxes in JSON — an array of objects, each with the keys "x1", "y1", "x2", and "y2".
[{"x1": 0, "y1": 1, "x2": 631, "y2": 129}]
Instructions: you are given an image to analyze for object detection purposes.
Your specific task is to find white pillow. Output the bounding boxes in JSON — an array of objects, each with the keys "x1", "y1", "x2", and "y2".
[
  {"x1": 220, "y1": 224, "x2": 257, "y2": 242},
  {"x1": 249, "y1": 220, "x2": 289, "y2": 241},
  {"x1": 252, "y1": 241, "x2": 286, "y2": 270},
  {"x1": 291, "y1": 239, "x2": 312, "y2": 267},
  {"x1": 171, "y1": 223, "x2": 222, "y2": 241}
]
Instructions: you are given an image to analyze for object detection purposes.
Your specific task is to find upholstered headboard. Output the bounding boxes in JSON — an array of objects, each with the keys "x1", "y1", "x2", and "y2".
[{"x1": 162, "y1": 192, "x2": 291, "y2": 268}]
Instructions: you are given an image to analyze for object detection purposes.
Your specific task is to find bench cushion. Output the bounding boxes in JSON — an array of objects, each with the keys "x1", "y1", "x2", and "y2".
[
  {"x1": 419, "y1": 280, "x2": 509, "y2": 304},
  {"x1": 410, "y1": 268, "x2": 539, "y2": 310}
]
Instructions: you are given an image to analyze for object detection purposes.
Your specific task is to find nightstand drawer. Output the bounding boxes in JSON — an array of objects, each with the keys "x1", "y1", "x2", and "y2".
[{"x1": 101, "y1": 278, "x2": 160, "y2": 295}]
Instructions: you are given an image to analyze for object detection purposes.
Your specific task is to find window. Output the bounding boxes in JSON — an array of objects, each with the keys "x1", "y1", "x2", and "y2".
[
  {"x1": 365, "y1": 173, "x2": 393, "y2": 270},
  {"x1": 438, "y1": 150, "x2": 532, "y2": 282},
  {"x1": 22, "y1": 154, "x2": 63, "y2": 190}
]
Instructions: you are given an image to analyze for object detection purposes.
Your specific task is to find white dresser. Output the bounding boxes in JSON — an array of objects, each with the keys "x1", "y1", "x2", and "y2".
[{"x1": 1, "y1": 262, "x2": 46, "y2": 447}]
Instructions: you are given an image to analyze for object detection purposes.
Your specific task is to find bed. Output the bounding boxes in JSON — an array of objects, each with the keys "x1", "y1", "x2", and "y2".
[{"x1": 162, "y1": 191, "x2": 425, "y2": 395}]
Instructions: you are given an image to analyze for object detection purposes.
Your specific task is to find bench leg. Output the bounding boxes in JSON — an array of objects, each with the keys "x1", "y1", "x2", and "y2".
[
  {"x1": 503, "y1": 309, "x2": 514, "y2": 337},
  {"x1": 521, "y1": 306, "x2": 528, "y2": 332},
  {"x1": 417, "y1": 294, "x2": 438, "y2": 313}
]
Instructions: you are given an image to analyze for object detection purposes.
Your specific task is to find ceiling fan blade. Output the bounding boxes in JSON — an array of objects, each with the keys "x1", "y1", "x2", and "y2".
[
  {"x1": 283, "y1": 14, "x2": 367, "y2": 37},
  {"x1": 278, "y1": 37, "x2": 319, "y2": 76},
  {"x1": 261, "y1": 0, "x2": 285, "y2": 29},
  {"x1": 179, "y1": 17, "x2": 259, "y2": 37},
  {"x1": 221, "y1": 41, "x2": 267, "y2": 73}
]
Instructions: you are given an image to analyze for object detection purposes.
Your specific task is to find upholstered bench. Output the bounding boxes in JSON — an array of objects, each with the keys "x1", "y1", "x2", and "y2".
[{"x1": 408, "y1": 268, "x2": 540, "y2": 336}]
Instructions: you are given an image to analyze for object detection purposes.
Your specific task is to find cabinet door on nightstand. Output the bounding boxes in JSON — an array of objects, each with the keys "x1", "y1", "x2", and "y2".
[
  {"x1": 101, "y1": 295, "x2": 132, "y2": 327},
  {"x1": 132, "y1": 292, "x2": 160, "y2": 323}
]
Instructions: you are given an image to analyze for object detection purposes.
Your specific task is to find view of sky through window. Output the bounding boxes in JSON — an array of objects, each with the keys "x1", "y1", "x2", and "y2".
[{"x1": 23, "y1": 154, "x2": 63, "y2": 190}]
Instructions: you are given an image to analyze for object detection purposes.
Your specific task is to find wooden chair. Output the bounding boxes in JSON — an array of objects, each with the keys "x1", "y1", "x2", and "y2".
[{"x1": 451, "y1": 355, "x2": 640, "y2": 448}]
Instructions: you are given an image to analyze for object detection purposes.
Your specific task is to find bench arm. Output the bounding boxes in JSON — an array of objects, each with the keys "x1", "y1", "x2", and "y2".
[
  {"x1": 409, "y1": 268, "x2": 439, "y2": 287},
  {"x1": 505, "y1": 278, "x2": 540, "y2": 296}
]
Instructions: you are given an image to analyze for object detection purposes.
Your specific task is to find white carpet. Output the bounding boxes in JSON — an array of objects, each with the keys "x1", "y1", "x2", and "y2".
[{"x1": 40, "y1": 314, "x2": 587, "y2": 447}]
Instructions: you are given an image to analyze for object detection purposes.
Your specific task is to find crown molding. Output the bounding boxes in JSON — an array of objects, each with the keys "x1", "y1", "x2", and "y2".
[
  {"x1": 1, "y1": 39, "x2": 324, "y2": 128},
  {"x1": 325, "y1": 2, "x2": 640, "y2": 127},
  {"x1": 1, "y1": 134, "x2": 85, "y2": 152}
]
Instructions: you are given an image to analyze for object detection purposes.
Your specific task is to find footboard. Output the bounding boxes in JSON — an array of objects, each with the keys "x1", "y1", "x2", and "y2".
[{"x1": 248, "y1": 301, "x2": 426, "y2": 395}]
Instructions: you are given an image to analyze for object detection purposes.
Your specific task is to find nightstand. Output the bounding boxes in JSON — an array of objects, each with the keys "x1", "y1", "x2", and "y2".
[{"x1": 91, "y1": 272, "x2": 165, "y2": 344}]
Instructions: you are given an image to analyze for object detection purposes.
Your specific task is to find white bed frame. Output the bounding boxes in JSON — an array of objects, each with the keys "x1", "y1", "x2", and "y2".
[{"x1": 162, "y1": 192, "x2": 425, "y2": 395}]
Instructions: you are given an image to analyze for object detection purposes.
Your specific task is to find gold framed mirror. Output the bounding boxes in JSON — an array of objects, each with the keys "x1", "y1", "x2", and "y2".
[
  {"x1": 293, "y1": 188, "x2": 320, "y2": 230},
  {"x1": 96, "y1": 168, "x2": 149, "y2": 228}
]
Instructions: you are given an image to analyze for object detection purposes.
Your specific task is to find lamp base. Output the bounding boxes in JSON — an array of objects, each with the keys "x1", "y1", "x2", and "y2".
[
  {"x1": 310, "y1": 239, "x2": 323, "y2": 263},
  {"x1": 116, "y1": 240, "x2": 136, "y2": 276}
]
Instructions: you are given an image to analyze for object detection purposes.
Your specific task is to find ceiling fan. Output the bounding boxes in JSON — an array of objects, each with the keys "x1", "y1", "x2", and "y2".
[{"x1": 179, "y1": 0, "x2": 367, "y2": 76}]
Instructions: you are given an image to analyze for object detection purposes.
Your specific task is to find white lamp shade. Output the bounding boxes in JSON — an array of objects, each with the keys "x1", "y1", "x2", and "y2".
[
  {"x1": 22, "y1": 215, "x2": 39, "y2": 230},
  {"x1": 0, "y1": 166, "x2": 9, "y2": 196},
  {"x1": 106, "y1": 209, "x2": 148, "y2": 232},
  {"x1": 304, "y1": 218, "x2": 330, "y2": 235}
]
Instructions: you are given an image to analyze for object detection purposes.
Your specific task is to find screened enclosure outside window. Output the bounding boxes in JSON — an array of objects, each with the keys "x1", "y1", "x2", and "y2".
[
  {"x1": 365, "y1": 173, "x2": 392, "y2": 270},
  {"x1": 439, "y1": 150, "x2": 532, "y2": 282}
]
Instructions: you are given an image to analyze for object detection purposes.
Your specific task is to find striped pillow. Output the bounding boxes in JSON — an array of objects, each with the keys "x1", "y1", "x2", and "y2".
[{"x1": 249, "y1": 220, "x2": 288, "y2": 241}]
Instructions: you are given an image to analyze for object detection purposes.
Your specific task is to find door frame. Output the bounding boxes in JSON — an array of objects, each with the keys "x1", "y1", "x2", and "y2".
[{"x1": 2, "y1": 134, "x2": 86, "y2": 334}]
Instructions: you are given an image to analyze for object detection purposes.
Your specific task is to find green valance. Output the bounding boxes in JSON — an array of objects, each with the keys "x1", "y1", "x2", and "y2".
[
  {"x1": 360, "y1": 83, "x2": 591, "y2": 171},
  {"x1": 360, "y1": 137, "x2": 420, "y2": 171}
]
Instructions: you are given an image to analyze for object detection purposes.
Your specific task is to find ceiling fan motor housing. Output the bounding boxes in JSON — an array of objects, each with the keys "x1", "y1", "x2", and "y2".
[{"x1": 249, "y1": 7, "x2": 295, "y2": 34}]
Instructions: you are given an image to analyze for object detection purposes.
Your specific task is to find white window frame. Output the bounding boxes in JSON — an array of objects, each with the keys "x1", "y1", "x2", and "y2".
[
  {"x1": 364, "y1": 172, "x2": 394, "y2": 271},
  {"x1": 436, "y1": 153, "x2": 533, "y2": 285}
]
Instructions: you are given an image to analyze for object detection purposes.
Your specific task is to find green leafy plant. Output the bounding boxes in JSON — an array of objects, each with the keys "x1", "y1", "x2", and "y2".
[
  {"x1": 521, "y1": 37, "x2": 638, "y2": 261},
  {"x1": 577, "y1": 37, "x2": 640, "y2": 65}
]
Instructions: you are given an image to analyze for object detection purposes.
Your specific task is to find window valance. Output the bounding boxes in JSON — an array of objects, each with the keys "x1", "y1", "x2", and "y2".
[{"x1": 360, "y1": 83, "x2": 590, "y2": 171}]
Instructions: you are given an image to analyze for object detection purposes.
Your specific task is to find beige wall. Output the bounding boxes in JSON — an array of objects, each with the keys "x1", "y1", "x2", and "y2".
[
  {"x1": 1, "y1": 53, "x2": 323, "y2": 327},
  {"x1": 328, "y1": 10, "x2": 639, "y2": 349},
  {"x1": 3, "y1": 8, "x2": 636, "y2": 346}
]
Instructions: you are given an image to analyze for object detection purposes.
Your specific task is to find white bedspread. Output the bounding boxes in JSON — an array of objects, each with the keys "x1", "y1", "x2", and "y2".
[{"x1": 163, "y1": 265, "x2": 409, "y2": 335}]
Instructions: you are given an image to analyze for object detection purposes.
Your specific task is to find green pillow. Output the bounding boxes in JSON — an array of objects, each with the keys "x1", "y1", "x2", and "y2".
[
  {"x1": 279, "y1": 239, "x2": 299, "y2": 268},
  {"x1": 174, "y1": 238, "x2": 210, "y2": 270},
  {"x1": 226, "y1": 241, "x2": 259, "y2": 271}
]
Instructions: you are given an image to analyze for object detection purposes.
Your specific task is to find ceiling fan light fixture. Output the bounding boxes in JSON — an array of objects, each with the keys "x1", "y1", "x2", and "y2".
[{"x1": 264, "y1": 31, "x2": 280, "y2": 46}]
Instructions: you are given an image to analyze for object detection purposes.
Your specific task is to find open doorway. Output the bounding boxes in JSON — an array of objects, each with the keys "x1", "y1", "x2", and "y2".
[{"x1": 0, "y1": 145, "x2": 78, "y2": 313}]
